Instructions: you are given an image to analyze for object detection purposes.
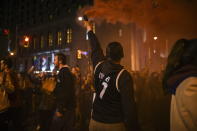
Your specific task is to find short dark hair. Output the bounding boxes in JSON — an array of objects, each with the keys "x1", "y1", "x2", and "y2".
[
  {"x1": 55, "y1": 53, "x2": 67, "y2": 65},
  {"x1": 2, "y1": 57, "x2": 13, "y2": 69},
  {"x1": 106, "y1": 42, "x2": 124, "y2": 61}
]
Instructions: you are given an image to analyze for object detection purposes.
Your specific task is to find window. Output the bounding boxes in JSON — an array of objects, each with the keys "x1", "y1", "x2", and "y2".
[
  {"x1": 57, "y1": 31, "x2": 62, "y2": 45},
  {"x1": 48, "y1": 33, "x2": 53, "y2": 46},
  {"x1": 119, "y1": 29, "x2": 122, "y2": 37},
  {"x1": 93, "y1": 22, "x2": 96, "y2": 33},
  {"x1": 40, "y1": 36, "x2": 44, "y2": 48},
  {"x1": 66, "y1": 28, "x2": 72, "y2": 43}
]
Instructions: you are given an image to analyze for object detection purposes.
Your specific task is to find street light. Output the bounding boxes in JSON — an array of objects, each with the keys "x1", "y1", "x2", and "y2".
[
  {"x1": 9, "y1": 52, "x2": 15, "y2": 56},
  {"x1": 78, "y1": 15, "x2": 88, "y2": 21},
  {"x1": 153, "y1": 49, "x2": 156, "y2": 54},
  {"x1": 153, "y1": 36, "x2": 158, "y2": 40},
  {"x1": 78, "y1": 16, "x2": 83, "y2": 21},
  {"x1": 25, "y1": 36, "x2": 29, "y2": 42}
]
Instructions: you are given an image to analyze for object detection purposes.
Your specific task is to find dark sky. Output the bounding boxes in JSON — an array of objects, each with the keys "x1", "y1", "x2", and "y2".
[{"x1": 0, "y1": 0, "x2": 5, "y2": 26}]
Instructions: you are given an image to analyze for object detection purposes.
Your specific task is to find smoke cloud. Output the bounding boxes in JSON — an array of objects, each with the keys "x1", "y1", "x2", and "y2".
[{"x1": 82, "y1": 0, "x2": 197, "y2": 37}]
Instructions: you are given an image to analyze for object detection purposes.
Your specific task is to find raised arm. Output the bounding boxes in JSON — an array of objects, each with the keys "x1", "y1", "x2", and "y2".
[{"x1": 84, "y1": 21, "x2": 105, "y2": 68}]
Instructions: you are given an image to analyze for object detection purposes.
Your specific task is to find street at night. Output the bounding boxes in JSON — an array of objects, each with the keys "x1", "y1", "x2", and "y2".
[{"x1": 0, "y1": 0, "x2": 197, "y2": 131}]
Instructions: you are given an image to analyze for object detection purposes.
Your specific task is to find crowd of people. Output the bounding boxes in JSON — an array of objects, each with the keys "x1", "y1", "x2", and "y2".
[
  {"x1": 0, "y1": 20, "x2": 196, "y2": 131},
  {"x1": 0, "y1": 58, "x2": 94, "y2": 131},
  {"x1": 0, "y1": 57, "x2": 172, "y2": 131}
]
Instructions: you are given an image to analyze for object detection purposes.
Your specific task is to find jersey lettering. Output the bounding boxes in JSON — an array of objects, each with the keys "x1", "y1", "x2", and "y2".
[
  {"x1": 100, "y1": 82, "x2": 108, "y2": 99},
  {"x1": 99, "y1": 75, "x2": 111, "y2": 99}
]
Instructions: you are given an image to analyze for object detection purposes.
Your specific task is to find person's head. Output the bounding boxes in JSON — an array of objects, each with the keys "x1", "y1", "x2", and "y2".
[
  {"x1": 54, "y1": 53, "x2": 67, "y2": 68},
  {"x1": 180, "y1": 39, "x2": 197, "y2": 66},
  {"x1": 162, "y1": 38, "x2": 197, "y2": 90},
  {"x1": 0, "y1": 57, "x2": 13, "y2": 71},
  {"x1": 166, "y1": 39, "x2": 197, "y2": 71},
  {"x1": 106, "y1": 42, "x2": 124, "y2": 62}
]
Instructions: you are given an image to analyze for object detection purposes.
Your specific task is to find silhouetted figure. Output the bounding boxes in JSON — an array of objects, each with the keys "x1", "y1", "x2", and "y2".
[
  {"x1": 84, "y1": 21, "x2": 140, "y2": 131},
  {"x1": 163, "y1": 39, "x2": 197, "y2": 131}
]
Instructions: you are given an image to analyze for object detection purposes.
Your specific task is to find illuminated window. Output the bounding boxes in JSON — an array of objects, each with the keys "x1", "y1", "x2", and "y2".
[
  {"x1": 119, "y1": 29, "x2": 122, "y2": 37},
  {"x1": 93, "y1": 23, "x2": 96, "y2": 33},
  {"x1": 40, "y1": 36, "x2": 44, "y2": 48},
  {"x1": 57, "y1": 31, "x2": 62, "y2": 45},
  {"x1": 66, "y1": 28, "x2": 72, "y2": 43},
  {"x1": 48, "y1": 33, "x2": 53, "y2": 46}
]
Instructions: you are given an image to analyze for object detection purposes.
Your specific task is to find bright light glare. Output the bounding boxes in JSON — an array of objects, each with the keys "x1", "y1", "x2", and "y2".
[
  {"x1": 78, "y1": 17, "x2": 83, "y2": 21},
  {"x1": 10, "y1": 52, "x2": 14, "y2": 56},
  {"x1": 153, "y1": 50, "x2": 156, "y2": 54},
  {"x1": 153, "y1": 36, "x2": 158, "y2": 40},
  {"x1": 25, "y1": 37, "x2": 29, "y2": 42},
  {"x1": 82, "y1": 51, "x2": 88, "y2": 55}
]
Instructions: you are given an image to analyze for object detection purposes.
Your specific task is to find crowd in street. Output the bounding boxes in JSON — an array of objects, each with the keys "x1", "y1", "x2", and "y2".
[
  {"x1": 0, "y1": 59, "x2": 171, "y2": 131},
  {"x1": 0, "y1": 21, "x2": 196, "y2": 131}
]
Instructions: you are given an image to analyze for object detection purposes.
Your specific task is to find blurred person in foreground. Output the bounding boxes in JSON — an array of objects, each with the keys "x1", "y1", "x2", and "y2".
[
  {"x1": 84, "y1": 20, "x2": 140, "y2": 131},
  {"x1": 0, "y1": 57, "x2": 22, "y2": 130},
  {"x1": 163, "y1": 39, "x2": 197, "y2": 131}
]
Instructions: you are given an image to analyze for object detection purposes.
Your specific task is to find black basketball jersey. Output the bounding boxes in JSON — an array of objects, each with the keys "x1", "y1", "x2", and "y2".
[{"x1": 92, "y1": 60, "x2": 125, "y2": 123}]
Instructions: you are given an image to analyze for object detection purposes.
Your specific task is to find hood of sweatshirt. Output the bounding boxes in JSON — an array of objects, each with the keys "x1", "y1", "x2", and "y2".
[{"x1": 166, "y1": 65, "x2": 197, "y2": 94}]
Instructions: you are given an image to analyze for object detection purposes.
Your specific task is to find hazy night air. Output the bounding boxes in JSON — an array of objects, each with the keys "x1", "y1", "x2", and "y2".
[{"x1": 80, "y1": 0, "x2": 197, "y2": 40}]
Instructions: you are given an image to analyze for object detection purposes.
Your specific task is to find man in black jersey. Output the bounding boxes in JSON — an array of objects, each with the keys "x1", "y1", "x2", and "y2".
[
  {"x1": 50, "y1": 53, "x2": 76, "y2": 131},
  {"x1": 84, "y1": 21, "x2": 140, "y2": 131}
]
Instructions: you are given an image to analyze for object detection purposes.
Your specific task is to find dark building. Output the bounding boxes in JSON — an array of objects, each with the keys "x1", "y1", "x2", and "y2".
[
  {"x1": 0, "y1": 0, "x2": 9, "y2": 58},
  {"x1": 2, "y1": 0, "x2": 165, "y2": 73},
  {"x1": 1, "y1": 0, "x2": 93, "y2": 73}
]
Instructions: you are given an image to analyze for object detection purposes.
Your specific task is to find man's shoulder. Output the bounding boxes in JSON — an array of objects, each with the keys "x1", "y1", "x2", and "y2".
[
  {"x1": 60, "y1": 67, "x2": 75, "y2": 78},
  {"x1": 60, "y1": 66, "x2": 71, "y2": 73},
  {"x1": 119, "y1": 69, "x2": 133, "y2": 81}
]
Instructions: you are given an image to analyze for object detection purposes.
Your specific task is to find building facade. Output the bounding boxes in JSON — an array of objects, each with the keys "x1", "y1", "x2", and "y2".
[
  {"x1": 2, "y1": 0, "x2": 166, "y2": 73},
  {"x1": 2, "y1": 0, "x2": 92, "y2": 73}
]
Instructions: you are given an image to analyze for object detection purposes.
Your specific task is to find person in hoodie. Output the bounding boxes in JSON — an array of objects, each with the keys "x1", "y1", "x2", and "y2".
[
  {"x1": 84, "y1": 21, "x2": 140, "y2": 131},
  {"x1": 162, "y1": 39, "x2": 197, "y2": 131}
]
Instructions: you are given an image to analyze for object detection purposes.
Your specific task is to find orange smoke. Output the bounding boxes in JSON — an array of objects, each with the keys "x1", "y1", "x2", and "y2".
[{"x1": 81, "y1": 0, "x2": 197, "y2": 37}]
